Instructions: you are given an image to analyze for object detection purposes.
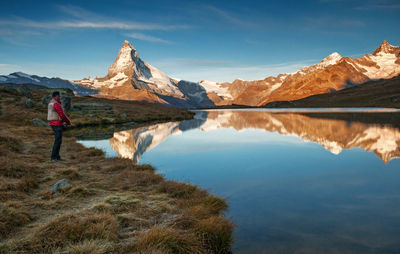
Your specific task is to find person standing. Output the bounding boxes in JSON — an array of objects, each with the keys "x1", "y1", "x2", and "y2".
[{"x1": 47, "y1": 91, "x2": 71, "y2": 162}]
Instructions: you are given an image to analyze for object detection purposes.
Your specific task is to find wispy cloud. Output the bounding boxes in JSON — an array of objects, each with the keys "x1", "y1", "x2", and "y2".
[
  {"x1": 56, "y1": 4, "x2": 99, "y2": 19},
  {"x1": 0, "y1": 3, "x2": 190, "y2": 44},
  {"x1": 0, "y1": 5, "x2": 189, "y2": 45},
  {"x1": 125, "y1": 32, "x2": 172, "y2": 44},
  {"x1": 0, "y1": 18, "x2": 189, "y2": 31},
  {"x1": 204, "y1": 5, "x2": 252, "y2": 27}
]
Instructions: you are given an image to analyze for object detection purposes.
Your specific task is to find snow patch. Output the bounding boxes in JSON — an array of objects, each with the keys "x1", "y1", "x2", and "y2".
[
  {"x1": 269, "y1": 81, "x2": 283, "y2": 92},
  {"x1": 198, "y1": 80, "x2": 233, "y2": 99},
  {"x1": 315, "y1": 52, "x2": 342, "y2": 69},
  {"x1": 356, "y1": 52, "x2": 400, "y2": 79}
]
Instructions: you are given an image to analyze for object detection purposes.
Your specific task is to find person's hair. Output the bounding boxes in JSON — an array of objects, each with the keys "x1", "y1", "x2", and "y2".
[{"x1": 52, "y1": 91, "x2": 60, "y2": 97}]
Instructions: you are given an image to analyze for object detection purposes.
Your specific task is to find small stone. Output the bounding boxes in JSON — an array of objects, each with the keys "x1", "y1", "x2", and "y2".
[
  {"x1": 120, "y1": 113, "x2": 127, "y2": 118},
  {"x1": 50, "y1": 178, "x2": 70, "y2": 193},
  {"x1": 102, "y1": 117, "x2": 115, "y2": 123},
  {"x1": 122, "y1": 121, "x2": 136, "y2": 126},
  {"x1": 32, "y1": 118, "x2": 48, "y2": 127},
  {"x1": 26, "y1": 98, "x2": 34, "y2": 108}
]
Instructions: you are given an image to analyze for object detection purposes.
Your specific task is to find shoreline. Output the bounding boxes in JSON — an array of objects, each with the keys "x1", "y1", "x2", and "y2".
[{"x1": 0, "y1": 88, "x2": 233, "y2": 253}]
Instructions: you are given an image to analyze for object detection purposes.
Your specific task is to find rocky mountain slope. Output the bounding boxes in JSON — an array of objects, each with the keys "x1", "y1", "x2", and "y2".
[
  {"x1": 76, "y1": 40, "x2": 400, "y2": 108},
  {"x1": 76, "y1": 41, "x2": 217, "y2": 108},
  {"x1": 0, "y1": 72, "x2": 96, "y2": 96},
  {"x1": 265, "y1": 74, "x2": 400, "y2": 108}
]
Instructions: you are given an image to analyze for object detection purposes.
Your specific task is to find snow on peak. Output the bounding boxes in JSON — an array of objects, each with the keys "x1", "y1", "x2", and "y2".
[
  {"x1": 108, "y1": 41, "x2": 138, "y2": 76},
  {"x1": 8, "y1": 72, "x2": 41, "y2": 82},
  {"x1": 318, "y1": 52, "x2": 342, "y2": 67},
  {"x1": 14, "y1": 71, "x2": 30, "y2": 77},
  {"x1": 198, "y1": 80, "x2": 233, "y2": 99},
  {"x1": 122, "y1": 40, "x2": 135, "y2": 50}
]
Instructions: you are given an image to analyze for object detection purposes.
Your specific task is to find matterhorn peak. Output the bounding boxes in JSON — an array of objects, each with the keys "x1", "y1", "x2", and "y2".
[
  {"x1": 373, "y1": 40, "x2": 396, "y2": 55},
  {"x1": 122, "y1": 40, "x2": 136, "y2": 50},
  {"x1": 107, "y1": 40, "x2": 139, "y2": 77}
]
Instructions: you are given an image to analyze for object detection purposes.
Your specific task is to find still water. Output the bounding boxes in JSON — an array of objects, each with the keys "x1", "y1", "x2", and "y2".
[{"x1": 78, "y1": 109, "x2": 400, "y2": 253}]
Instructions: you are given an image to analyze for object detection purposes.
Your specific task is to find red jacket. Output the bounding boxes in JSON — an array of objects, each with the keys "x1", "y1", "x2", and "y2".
[{"x1": 49, "y1": 98, "x2": 71, "y2": 126}]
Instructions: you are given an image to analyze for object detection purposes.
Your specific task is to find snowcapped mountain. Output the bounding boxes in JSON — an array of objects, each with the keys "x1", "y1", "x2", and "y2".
[
  {"x1": 229, "y1": 40, "x2": 400, "y2": 106},
  {"x1": 0, "y1": 72, "x2": 96, "y2": 96},
  {"x1": 3, "y1": 40, "x2": 398, "y2": 107},
  {"x1": 76, "y1": 40, "x2": 219, "y2": 108},
  {"x1": 76, "y1": 40, "x2": 400, "y2": 108}
]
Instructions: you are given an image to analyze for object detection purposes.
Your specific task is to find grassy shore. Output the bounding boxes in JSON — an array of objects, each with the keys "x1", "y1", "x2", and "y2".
[{"x1": 0, "y1": 88, "x2": 233, "y2": 253}]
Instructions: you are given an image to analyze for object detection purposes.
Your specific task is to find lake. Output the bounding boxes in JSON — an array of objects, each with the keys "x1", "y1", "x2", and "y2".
[{"x1": 78, "y1": 109, "x2": 400, "y2": 253}]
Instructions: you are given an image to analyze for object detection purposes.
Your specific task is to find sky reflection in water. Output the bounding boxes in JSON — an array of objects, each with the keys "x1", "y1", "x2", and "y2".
[{"x1": 78, "y1": 110, "x2": 400, "y2": 253}]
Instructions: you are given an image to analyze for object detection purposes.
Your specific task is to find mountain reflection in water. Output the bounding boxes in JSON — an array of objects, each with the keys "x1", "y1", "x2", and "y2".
[
  {"x1": 108, "y1": 110, "x2": 400, "y2": 164},
  {"x1": 78, "y1": 109, "x2": 400, "y2": 253}
]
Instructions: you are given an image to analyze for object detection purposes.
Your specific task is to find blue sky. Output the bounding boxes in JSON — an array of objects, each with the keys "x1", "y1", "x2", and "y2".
[{"x1": 0, "y1": 0, "x2": 399, "y2": 82}]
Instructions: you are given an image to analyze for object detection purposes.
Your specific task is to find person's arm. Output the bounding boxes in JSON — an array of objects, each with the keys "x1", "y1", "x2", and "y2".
[{"x1": 53, "y1": 102, "x2": 71, "y2": 125}]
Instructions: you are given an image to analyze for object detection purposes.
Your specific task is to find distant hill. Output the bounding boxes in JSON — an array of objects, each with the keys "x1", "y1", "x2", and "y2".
[{"x1": 0, "y1": 72, "x2": 96, "y2": 96}]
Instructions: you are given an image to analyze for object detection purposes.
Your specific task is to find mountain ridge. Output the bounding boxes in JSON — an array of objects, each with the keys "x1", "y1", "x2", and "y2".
[
  {"x1": 0, "y1": 72, "x2": 96, "y2": 96},
  {"x1": 76, "y1": 40, "x2": 400, "y2": 108},
  {"x1": 2, "y1": 40, "x2": 399, "y2": 108}
]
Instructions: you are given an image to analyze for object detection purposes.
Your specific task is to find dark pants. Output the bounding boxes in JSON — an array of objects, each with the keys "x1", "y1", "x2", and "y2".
[{"x1": 51, "y1": 126, "x2": 63, "y2": 160}]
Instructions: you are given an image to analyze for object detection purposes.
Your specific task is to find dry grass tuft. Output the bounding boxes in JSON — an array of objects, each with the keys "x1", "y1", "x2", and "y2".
[
  {"x1": 136, "y1": 164, "x2": 156, "y2": 172},
  {"x1": 53, "y1": 239, "x2": 113, "y2": 254},
  {"x1": 194, "y1": 216, "x2": 234, "y2": 254},
  {"x1": 135, "y1": 226, "x2": 204, "y2": 254},
  {"x1": 157, "y1": 180, "x2": 207, "y2": 199},
  {"x1": 0, "y1": 156, "x2": 38, "y2": 178},
  {"x1": 0, "y1": 202, "x2": 32, "y2": 238},
  {"x1": 14, "y1": 174, "x2": 39, "y2": 192},
  {"x1": 84, "y1": 148, "x2": 104, "y2": 157},
  {"x1": 201, "y1": 195, "x2": 228, "y2": 215},
  {"x1": 104, "y1": 194, "x2": 140, "y2": 213},
  {"x1": 28, "y1": 213, "x2": 118, "y2": 251},
  {"x1": 0, "y1": 190, "x2": 28, "y2": 202},
  {"x1": 60, "y1": 168, "x2": 80, "y2": 179},
  {"x1": 0, "y1": 135, "x2": 23, "y2": 153},
  {"x1": 67, "y1": 186, "x2": 92, "y2": 197},
  {"x1": 113, "y1": 170, "x2": 163, "y2": 189},
  {"x1": 91, "y1": 202, "x2": 113, "y2": 213}
]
